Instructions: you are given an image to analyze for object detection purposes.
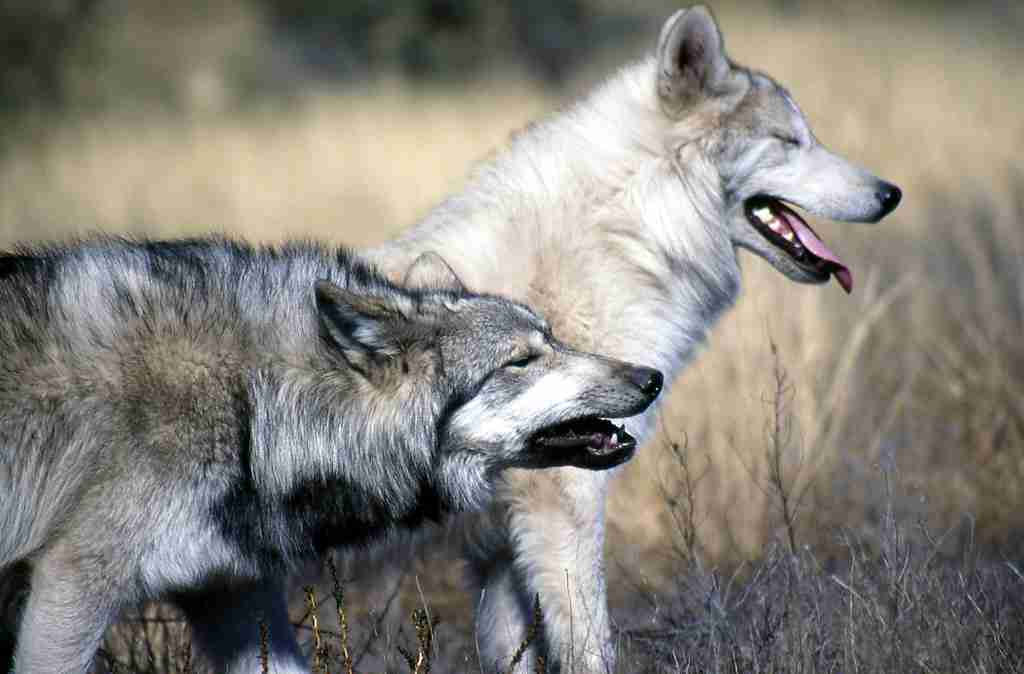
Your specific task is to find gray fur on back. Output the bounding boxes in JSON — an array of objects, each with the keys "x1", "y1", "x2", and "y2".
[{"x1": 0, "y1": 237, "x2": 451, "y2": 575}]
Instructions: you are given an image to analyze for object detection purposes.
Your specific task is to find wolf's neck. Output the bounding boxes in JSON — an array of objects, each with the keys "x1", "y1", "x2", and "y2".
[
  {"x1": 246, "y1": 367, "x2": 442, "y2": 554},
  {"x1": 374, "y1": 65, "x2": 741, "y2": 389}
]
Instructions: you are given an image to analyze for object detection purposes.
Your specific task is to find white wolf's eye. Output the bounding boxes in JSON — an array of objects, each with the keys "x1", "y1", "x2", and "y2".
[{"x1": 774, "y1": 134, "x2": 800, "y2": 147}]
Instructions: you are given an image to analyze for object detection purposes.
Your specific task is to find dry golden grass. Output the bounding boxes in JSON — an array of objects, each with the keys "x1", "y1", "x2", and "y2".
[{"x1": 2, "y1": 5, "x2": 1023, "y2": 664}]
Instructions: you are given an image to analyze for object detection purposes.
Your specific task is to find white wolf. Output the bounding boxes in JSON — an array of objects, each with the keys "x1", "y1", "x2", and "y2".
[{"x1": 367, "y1": 5, "x2": 901, "y2": 672}]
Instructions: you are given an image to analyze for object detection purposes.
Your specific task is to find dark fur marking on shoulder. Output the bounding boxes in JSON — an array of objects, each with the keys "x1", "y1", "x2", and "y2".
[{"x1": 0, "y1": 253, "x2": 44, "y2": 282}]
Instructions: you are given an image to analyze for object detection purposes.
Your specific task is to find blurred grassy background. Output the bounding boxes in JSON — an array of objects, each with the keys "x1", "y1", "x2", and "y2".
[{"x1": 2, "y1": 0, "x2": 1023, "y2": 669}]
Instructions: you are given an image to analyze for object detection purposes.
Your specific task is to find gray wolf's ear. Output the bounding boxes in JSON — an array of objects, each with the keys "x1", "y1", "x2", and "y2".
[
  {"x1": 402, "y1": 251, "x2": 466, "y2": 292},
  {"x1": 314, "y1": 280, "x2": 405, "y2": 373},
  {"x1": 656, "y1": 5, "x2": 730, "y2": 116}
]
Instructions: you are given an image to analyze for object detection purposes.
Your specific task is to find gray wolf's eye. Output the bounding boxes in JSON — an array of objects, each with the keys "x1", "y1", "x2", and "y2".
[
  {"x1": 505, "y1": 354, "x2": 539, "y2": 369},
  {"x1": 774, "y1": 134, "x2": 800, "y2": 147}
]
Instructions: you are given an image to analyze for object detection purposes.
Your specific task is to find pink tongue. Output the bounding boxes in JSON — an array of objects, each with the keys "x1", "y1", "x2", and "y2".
[{"x1": 775, "y1": 205, "x2": 853, "y2": 294}]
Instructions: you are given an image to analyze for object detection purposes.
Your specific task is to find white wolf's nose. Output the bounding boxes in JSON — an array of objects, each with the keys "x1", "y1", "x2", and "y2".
[{"x1": 876, "y1": 182, "x2": 902, "y2": 218}]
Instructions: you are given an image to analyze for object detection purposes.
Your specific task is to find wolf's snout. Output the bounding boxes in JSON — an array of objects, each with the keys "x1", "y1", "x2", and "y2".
[
  {"x1": 628, "y1": 366, "x2": 664, "y2": 400},
  {"x1": 875, "y1": 182, "x2": 902, "y2": 218}
]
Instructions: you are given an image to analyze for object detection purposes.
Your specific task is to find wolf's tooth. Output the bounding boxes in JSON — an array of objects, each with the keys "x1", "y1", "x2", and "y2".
[
  {"x1": 782, "y1": 230, "x2": 795, "y2": 242},
  {"x1": 752, "y1": 207, "x2": 774, "y2": 224}
]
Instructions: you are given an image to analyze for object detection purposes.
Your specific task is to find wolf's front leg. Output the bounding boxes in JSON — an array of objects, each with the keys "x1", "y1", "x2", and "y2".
[
  {"x1": 176, "y1": 578, "x2": 308, "y2": 674},
  {"x1": 471, "y1": 468, "x2": 614, "y2": 674},
  {"x1": 466, "y1": 539, "x2": 536, "y2": 673},
  {"x1": 14, "y1": 546, "x2": 122, "y2": 674}
]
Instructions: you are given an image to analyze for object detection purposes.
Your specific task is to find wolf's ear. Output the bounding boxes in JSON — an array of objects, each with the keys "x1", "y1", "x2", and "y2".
[
  {"x1": 402, "y1": 251, "x2": 466, "y2": 293},
  {"x1": 314, "y1": 280, "x2": 406, "y2": 374},
  {"x1": 656, "y1": 5, "x2": 731, "y2": 116}
]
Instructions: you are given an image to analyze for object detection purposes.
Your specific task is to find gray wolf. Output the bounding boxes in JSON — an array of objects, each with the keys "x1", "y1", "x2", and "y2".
[
  {"x1": 367, "y1": 5, "x2": 902, "y2": 671},
  {"x1": 0, "y1": 237, "x2": 663, "y2": 674}
]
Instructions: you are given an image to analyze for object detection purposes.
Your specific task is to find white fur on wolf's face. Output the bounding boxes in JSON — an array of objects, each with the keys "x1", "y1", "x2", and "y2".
[
  {"x1": 656, "y1": 6, "x2": 900, "y2": 291},
  {"x1": 714, "y1": 77, "x2": 897, "y2": 288},
  {"x1": 435, "y1": 297, "x2": 658, "y2": 471}
]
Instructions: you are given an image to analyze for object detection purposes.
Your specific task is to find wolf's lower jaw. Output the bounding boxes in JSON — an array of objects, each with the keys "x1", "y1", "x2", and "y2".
[
  {"x1": 744, "y1": 195, "x2": 853, "y2": 293},
  {"x1": 530, "y1": 416, "x2": 637, "y2": 469}
]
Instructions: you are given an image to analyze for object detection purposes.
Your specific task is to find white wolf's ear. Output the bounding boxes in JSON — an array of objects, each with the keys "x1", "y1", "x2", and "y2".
[
  {"x1": 314, "y1": 280, "x2": 406, "y2": 374},
  {"x1": 656, "y1": 5, "x2": 731, "y2": 116},
  {"x1": 402, "y1": 251, "x2": 466, "y2": 293}
]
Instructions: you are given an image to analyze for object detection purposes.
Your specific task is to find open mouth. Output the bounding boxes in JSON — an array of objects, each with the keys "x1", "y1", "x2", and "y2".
[
  {"x1": 531, "y1": 417, "x2": 637, "y2": 470},
  {"x1": 745, "y1": 196, "x2": 853, "y2": 293}
]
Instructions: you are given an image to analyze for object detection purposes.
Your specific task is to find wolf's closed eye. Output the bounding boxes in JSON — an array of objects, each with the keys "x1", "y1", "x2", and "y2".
[{"x1": 505, "y1": 354, "x2": 539, "y2": 369}]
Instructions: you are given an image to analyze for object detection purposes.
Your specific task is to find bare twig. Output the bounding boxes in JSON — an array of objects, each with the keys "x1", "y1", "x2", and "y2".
[{"x1": 327, "y1": 556, "x2": 354, "y2": 674}]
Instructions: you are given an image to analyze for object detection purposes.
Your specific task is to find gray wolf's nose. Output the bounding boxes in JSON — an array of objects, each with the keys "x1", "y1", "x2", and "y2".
[
  {"x1": 876, "y1": 182, "x2": 902, "y2": 217},
  {"x1": 631, "y1": 367, "x2": 664, "y2": 399}
]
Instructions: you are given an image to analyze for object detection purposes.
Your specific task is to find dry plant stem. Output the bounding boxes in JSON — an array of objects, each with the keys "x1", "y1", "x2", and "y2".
[
  {"x1": 354, "y1": 565, "x2": 407, "y2": 669},
  {"x1": 305, "y1": 587, "x2": 326, "y2": 674},
  {"x1": 327, "y1": 556, "x2": 355, "y2": 674},
  {"x1": 733, "y1": 339, "x2": 811, "y2": 556},
  {"x1": 658, "y1": 428, "x2": 710, "y2": 566},
  {"x1": 503, "y1": 595, "x2": 542, "y2": 674},
  {"x1": 398, "y1": 609, "x2": 438, "y2": 674},
  {"x1": 258, "y1": 618, "x2": 269, "y2": 674},
  {"x1": 767, "y1": 340, "x2": 801, "y2": 556}
]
